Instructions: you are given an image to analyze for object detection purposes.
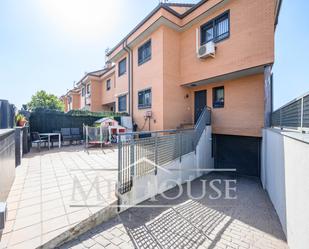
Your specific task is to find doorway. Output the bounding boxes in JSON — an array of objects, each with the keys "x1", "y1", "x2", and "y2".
[{"x1": 194, "y1": 90, "x2": 207, "y2": 124}]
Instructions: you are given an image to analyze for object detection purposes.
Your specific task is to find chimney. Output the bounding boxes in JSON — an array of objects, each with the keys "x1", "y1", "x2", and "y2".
[{"x1": 105, "y1": 61, "x2": 112, "y2": 69}]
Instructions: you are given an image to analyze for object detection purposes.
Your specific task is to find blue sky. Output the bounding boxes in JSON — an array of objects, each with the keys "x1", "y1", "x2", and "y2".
[{"x1": 0, "y1": 0, "x2": 308, "y2": 110}]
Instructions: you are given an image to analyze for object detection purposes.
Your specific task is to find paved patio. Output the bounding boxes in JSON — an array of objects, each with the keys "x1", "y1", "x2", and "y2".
[
  {"x1": 0, "y1": 146, "x2": 118, "y2": 249},
  {"x1": 60, "y1": 173, "x2": 288, "y2": 249}
]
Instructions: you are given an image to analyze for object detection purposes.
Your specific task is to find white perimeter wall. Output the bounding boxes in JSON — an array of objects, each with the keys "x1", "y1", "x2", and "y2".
[
  {"x1": 261, "y1": 129, "x2": 309, "y2": 249},
  {"x1": 120, "y1": 126, "x2": 214, "y2": 210}
]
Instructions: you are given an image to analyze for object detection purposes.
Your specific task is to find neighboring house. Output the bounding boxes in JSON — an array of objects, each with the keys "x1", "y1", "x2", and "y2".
[
  {"x1": 62, "y1": 66, "x2": 115, "y2": 112},
  {"x1": 61, "y1": 0, "x2": 282, "y2": 176},
  {"x1": 61, "y1": 89, "x2": 80, "y2": 112}
]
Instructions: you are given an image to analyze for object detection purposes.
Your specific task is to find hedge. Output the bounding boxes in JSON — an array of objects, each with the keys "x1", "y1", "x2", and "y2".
[{"x1": 29, "y1": 109, "x2": 126, "y2": 133}]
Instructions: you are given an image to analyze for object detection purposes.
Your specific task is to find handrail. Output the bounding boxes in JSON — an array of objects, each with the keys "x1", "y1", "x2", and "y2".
[
  {"x1": 194, "y1": 106, "x2": 211, "y2": 129},
  {"x1": 118, "y1": 106, "x2": 211, "y2": 137},
  {"x1": 117, "y1": 106, "x2": 211, "y2": 194}
]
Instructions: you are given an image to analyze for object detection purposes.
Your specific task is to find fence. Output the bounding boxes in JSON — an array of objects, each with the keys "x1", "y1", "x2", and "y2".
[
  {"x1": 272, "y1": 92, "x2": 309, "y2": 129},
  {"x1": 117, "y1": 107, "x2": 211, "y2": 194},
  {"x1": 0, "y1": 100, "x2": 15, "y2": 129},
  {"x1": 29, "y1": 110, "x2": 122, "y2": 134}
]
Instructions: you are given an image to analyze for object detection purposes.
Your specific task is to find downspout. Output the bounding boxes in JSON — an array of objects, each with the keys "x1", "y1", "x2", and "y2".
[
  {"x1": 82, "y1": 82, "x2": 86, "y2": 108},
  {"x1": 123, "y1": 40, "x2": 133, "y2": 118}
]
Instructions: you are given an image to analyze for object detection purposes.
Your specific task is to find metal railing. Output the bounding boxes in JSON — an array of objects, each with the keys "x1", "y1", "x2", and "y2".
[
  {"x1": 272, "y1": 92, "x2": 309, "y2": 130},
  {"x1": 117, "y1": 107, "x2": 211, "y2": 194}
]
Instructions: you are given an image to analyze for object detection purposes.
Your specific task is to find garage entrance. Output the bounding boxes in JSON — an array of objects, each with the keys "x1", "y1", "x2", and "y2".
[{"x1": 213, "y1": 134, "x2": 261, "y2": 177}]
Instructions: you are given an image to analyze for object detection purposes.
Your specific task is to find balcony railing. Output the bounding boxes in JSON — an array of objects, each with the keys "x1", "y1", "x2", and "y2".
[{"x1": 272, "y1": 92, "x2": 309, "y2": 130}]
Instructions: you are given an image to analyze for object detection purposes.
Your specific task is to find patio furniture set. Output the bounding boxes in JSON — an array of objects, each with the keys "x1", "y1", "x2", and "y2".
[{"x1": 31, "y1": 128, "x2": 82, "y2": 151}]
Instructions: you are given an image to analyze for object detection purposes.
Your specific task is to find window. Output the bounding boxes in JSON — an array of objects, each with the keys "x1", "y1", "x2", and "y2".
[
  {"x1": 201, "y1": 12, "x2": 229, "y2": 45},
  {"x1": 138, "y1": 89, "x2": 152, "y2": 109},
  {"x1": 86, "y1": 84, "x2": 90, "y2": 94},
  {"x1": 118, "y1": 58, "x2": 127, "y2": 76},
  {"x1": 106, "y1": 79, "x2": 111, "y2": 91},
  {"x1": 138, "y1": 40, "x2": 151, "y2": 65},
  {"x1": 82, "y1": 87, "x2": 85, "y2": 97},
  {"x1": 118, "y1": 95, "x2": 127, "y2": 112},
  {"x1": 213, "y1": 86, "x2": 224, "y2": 108}
]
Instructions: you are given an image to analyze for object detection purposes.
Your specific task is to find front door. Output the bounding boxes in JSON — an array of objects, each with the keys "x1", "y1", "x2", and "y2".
[{"x1": 194, "y1": 90, "x2": 207, "y2": 124}]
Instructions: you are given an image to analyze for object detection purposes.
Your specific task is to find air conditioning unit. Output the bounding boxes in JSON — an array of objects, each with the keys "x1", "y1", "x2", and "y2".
[
  {"x1": 0, "y1": 202, "x2": 7, "y2": 231},
  {"x1": 197, "y1": 42, "x2": 215, "y2": 59},
  {"x1": 196, "y1": 28, "x2": 216, "y2": 59}
]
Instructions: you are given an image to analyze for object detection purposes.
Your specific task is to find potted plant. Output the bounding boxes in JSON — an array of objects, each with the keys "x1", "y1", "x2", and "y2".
[{"x1": 15, "y1": 114, "x2": 27, "y2": 127}]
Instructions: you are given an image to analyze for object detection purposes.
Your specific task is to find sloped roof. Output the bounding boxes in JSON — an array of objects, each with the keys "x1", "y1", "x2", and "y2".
[{"x1": 106, "y1": 0, "x2": 206, "y2": 57}]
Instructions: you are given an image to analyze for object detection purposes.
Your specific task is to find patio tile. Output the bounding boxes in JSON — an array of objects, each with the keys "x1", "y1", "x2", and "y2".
[
  {"x1": 42, "y1": 215, "x2": 69, "y2": 234},
  {"x1": 42, "y1": 199, "x2": 64, "y2": 211},
  {"x1": 68, "y1": 209, "x2": 91, "y2": 225},
  {"x1": 2, "y1": 220, "x2": 14, "y2": 235},
  {"x1": 42, "y1": 192, "x2": 62, "y2": 202},
  {"x1": 6, "y1": 209, "x2": 17, "y2": 221},
  {"x1": 14, "y1": 213, "x2": 41, "y2": 230},
  {"x1": 16, "y1": 205, "x2": 41, "y2": 220},
  {"x1": 42, "y1": 206, "x2": 66, "y2": 221},
  {"x1": 0, "y1": 233, "x2": 11, "y2": 249},
  {"x1": 2, "y1": 146, "x2": 118, "y2": 248},
  {"x1": 20, "y1": 191, "x2": 40, "y2": 201},
  {"x1": 8, "y1": 236, "x2": 41, "y2": 249},
  {"x1": 8, "y1": 223, "x2": 41, "y2": 246},
  {"x1": 41, "y1": 225, "x2": 71, "y2": 245},
  {"x1": 6, "y1": 201, "x2": 19, "y2": 211},
  {"x1": 18, "y1": 198, "x2": 41, "y2": 209}
]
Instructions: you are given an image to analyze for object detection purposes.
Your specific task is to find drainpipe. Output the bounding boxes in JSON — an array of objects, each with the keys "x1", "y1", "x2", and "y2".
[
  {"x1": 123, "y1": 40, "x2": 133, "y2": 118},
  {"x1": 82, "y1": 82, "x2": 86, "y2": 108}
]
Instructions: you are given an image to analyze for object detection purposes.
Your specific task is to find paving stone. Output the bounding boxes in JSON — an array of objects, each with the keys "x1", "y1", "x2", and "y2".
[
  {"x1": 81, "y1": 238, "x2": 96, "y2": 248},
  {"x1": 94, "y1": 236, "x2": 111, "y2": 247},
  {"x1": 58, "y1": 173, "x2": 288, "y2": 249}
]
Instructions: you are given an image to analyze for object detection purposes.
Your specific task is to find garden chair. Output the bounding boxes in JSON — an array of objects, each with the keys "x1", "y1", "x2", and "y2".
[
  {"x1": 71, "y1": 128, "x2": 82, "y2": 144},
  {"x1": 61, "y1": 128, "x2": 73, "y2": 145},
  {"x1": 31, "y1": 132, "x2": 48, "y2": 152}
]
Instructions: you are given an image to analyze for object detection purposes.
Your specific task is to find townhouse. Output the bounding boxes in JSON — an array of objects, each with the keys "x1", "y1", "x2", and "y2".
[{"x1": 61, "y1": 0, "x2": 282, "y2": 176}]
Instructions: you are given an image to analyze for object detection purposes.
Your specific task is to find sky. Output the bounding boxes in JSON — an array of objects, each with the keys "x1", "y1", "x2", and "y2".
[{"x1": 0, "y1": 0, "x2": 308, "y2": 110}]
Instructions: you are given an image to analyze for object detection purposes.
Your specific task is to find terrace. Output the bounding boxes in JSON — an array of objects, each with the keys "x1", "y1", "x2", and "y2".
[
  {"x1": 0, "y1": 146, "x2": 118, "y2": 249},
  {"x1": 0, "y1": 96, "x2": 308, "y2": 248}
]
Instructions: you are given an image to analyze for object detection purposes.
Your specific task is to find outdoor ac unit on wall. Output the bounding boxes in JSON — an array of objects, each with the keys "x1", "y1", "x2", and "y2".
[
  {"x1": 0, "y1": 202, "x2": 7, "y2": 231},
  {"x1": 196, "y1": 28, "x2": 216, "y2": 59}
]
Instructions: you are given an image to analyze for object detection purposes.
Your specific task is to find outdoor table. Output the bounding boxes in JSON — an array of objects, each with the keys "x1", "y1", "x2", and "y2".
[{"x1": 39, "y1": 133, "x2": 61, "y2": 150}]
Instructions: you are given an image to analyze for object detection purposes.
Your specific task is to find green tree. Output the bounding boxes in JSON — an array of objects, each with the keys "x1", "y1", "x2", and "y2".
[{"x1": 28, "y1": 90, "x2": 64, "y2": 111}]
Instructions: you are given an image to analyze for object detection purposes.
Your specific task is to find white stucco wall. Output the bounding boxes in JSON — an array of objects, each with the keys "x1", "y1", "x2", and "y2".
[
  {"x1": 120, "y1": 126, "x2": 214, "y2": 210},
  {"x1": 261, "y1": 128, "x2": 309, "y2": 249}
]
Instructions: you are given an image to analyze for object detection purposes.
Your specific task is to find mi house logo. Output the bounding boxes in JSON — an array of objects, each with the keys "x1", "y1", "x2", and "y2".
[{"x1": 70, "y1": 158, "x2": 238, "y2": 208}]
